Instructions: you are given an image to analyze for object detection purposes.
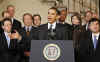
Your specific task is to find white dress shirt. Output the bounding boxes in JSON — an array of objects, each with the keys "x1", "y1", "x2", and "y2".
[
  {"x1": 48, "y1": 22, "x2": 56, "y2": 30},
  {"x1": 11, "y1": 18, "x2": 14, "y2": 24},
  {"x1": 25, "y1": 26, "x2": 32, "y2": 31},
  {"x1": 4, "y1": 32, "x2": 11, "y2": 48},
  {"x1": 92, "y1": 33, "x2": 100, "y2": 46},
  {"x1": 86, "y1": 23, "x2": 89, "y2": 30}
]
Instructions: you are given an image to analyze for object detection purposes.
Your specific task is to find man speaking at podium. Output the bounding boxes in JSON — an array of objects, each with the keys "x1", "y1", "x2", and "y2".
[{"x1": 37, "y1": 7, "x2": 72, "y2": 40}]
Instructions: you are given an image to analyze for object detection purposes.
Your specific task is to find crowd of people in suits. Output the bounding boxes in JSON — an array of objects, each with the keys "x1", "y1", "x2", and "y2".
[{"x1": 0, "y1": 5, "x2": 100, "y2": 62}]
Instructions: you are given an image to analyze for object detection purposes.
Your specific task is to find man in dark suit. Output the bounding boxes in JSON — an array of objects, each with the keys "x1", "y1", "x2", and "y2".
[
  {"x1": 0, "y1": 11, "x2": 11, "y2": 33},
  {"x1": 0, "y1": 18, "x2": 24, "y2": 62},
  {"x1": 38, "y1": 7, "x2": 72, "y2": 40},
  {"x1": 7, "y1": 5, "x2": 22, "y2": 31},
  {"x1": 0, "y1": 22, "x2": 2, "y2": 33},
  {"x1": 79, "y1": 18, "x2": 100, "y2": 62},
  {"x1": 21, "y1": 13, "x2": 37, "y2": 62},
  {"x1": 82, "y1": 11, "x2": 93, "y2": 31},
  {"x1": 58, "y1": 8, "x2": 72, "y2": 31}
]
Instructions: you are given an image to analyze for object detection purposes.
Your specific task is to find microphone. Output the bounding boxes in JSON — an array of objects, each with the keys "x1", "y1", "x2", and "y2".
[{"x1": 48, "y1": 29, "x2": 56, "y2": 40}]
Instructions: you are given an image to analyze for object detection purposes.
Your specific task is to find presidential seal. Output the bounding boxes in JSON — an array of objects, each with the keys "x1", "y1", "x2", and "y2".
[{"x1": 43, "y1": 44, "x2": 61, "y2": 61}]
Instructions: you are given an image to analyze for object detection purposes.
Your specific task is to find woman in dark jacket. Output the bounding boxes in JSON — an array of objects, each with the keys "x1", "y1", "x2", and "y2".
[{"x1": 71, "y1": 12, "x2": 84, "y2": 62}]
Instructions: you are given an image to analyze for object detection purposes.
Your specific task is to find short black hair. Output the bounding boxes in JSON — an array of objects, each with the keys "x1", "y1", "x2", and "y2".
[
  {"x1": 33, "y1": 14, "x2": 41, "y2": 21},
  {"x1": 1, "y1": 18, "x2": 12, "y2": 26},
  {"x1": 88, "y1": 18, "x2": 100, "y2": 25},
  {"x1": 49, "y1": 7, "x2": 60, "y2": 15}
]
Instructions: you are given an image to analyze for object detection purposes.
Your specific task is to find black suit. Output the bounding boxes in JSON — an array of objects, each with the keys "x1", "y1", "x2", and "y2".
[
  {"x1": 79, "y1": 31, "x2": 100, "y2": 62},
  {"x1": 37, "y1": 23, "x2": 72, "y2": 40},
  {"x1": 21, "y1": 26, "x2": 37, "y2": 51},
  {"x1": 82, "y1": 24, "x2": 86, "y2": 31},
  {"x1": 82, "y1": 24, "x2": 90, "y2": 31},
  {"x1": 0, "y1": 21, "x2": 3, "y2": 33},
  {"x1": 0, "y1": 32, "x2": 24, "y2": 62},
  {"x1": 20, "y1": 26, "x2": 38, "y2": 62},
  {"x1": 60, "y1": 22, "x2": 73, "y2": 31},
  {"x1": 72, "y1": 25, "x2": 83, "y2": 62},
  {"x1": 12, "y1": 18, "x2": 22, "y2": 31}
]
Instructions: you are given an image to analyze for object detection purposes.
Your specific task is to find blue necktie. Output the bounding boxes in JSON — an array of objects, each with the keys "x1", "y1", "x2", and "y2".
[
  {"x1": 6, "y1": 35, "x2": 10, "y2": 48},
  {"x1": 94, "y1": 36, "x2": 98, "y2": 49}
]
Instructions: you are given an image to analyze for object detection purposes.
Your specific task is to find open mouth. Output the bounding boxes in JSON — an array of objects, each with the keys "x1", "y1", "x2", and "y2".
[{"x1": 48, "y1": 18, "x2": 52, "y2": 20}]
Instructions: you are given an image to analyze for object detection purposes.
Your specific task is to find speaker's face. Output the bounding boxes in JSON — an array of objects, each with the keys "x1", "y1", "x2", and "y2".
[{"x1": 48, "y1": 9, "x2": 57, "y2": 24}]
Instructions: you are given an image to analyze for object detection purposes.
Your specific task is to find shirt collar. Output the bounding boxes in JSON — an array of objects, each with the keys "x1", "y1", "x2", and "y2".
[
  {"x1": 11, "y1": 18, "x2": 14, "y2": 24},
  {"x1": 48, "y1": 22, "x2": 56, "y2": 29},
  {"x1": 25, "y1": 26, "x2": 32, "y2": 31},
  {"x1": 92, "y1": 32, "x2": 100, "y2": 40},
  {"x1": 4, "y1": 32, "x2": 11, "y2": 37}
]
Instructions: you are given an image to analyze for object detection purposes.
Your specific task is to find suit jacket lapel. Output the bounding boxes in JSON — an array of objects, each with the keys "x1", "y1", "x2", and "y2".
[
  {"x1": 2, "y1": 33, "x2": 9, "y2": 48},
  {"x1": 44, "y1": 24, "x2": 48, "y2": 39},
  {"x1": 89, "y1": 33, "x2": 100, "y2": 51},
  {"x1": 56, "y1": 23, "x2": 64, "y2": 31},
  {"x1": 96, "y1": 34, "x2": 100, "y2": 49},
  {"x1": 88, "y1": 33, "x2": 94, "y2": 50},
  {"x1": 10, "y1": 39, "x2": 17, "y2": 48},
  {"x1": 38, "y1": 24, "x2": 48, "y2": 40},
  {"x1": 56, "y1": 23, "x2": 59, "y2": 31},
  {"x1": 29, "y1": 26, "x2": 35, "y2": 38},
  {"x1": 23, "y1": 26, "x2": 32, "y2": 37}
]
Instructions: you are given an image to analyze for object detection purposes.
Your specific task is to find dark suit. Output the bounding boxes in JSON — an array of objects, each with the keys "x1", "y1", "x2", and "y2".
[
  {"x1": 60, "y1": 22, "x2": 73, "y2": 31},
  {"x1": 0, "y1": 32, "x2": 24, "y2": 62},
  {"x1": 12, "y1": 18, "x2": 22, "y2": 31},
  {"x1": 79, "y1": 31, "x2": 100, "y2": 62},
  {"x1": 82, "y1": 24, "x2": 90, "y2": 32},
  {"x1": 37, "y1": 23, "x2": 72, "y2": 40},
  {"x1": 82, "y1": 24, "x2": 86, "y2": 31},
  {"x1": 20, "y1": 26, "x2": 38, "y2": 62},
  {"x1": 0, "y1": 21, "x2": 3, "y2": 33},
  {"x1": 0, "y1": 19, "x2": 21, "y2": 34},
  {"x1": 72, "y1": 25, "x2": 85, "y2": 62},
  {"x1": 21, "y1": 26, "x2": 37, "y2": 51}
]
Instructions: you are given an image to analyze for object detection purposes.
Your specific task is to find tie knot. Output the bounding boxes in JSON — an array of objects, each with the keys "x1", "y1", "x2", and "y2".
[
  {"x1": 94, "y1": 35, "x2": 97, "y2": 38},
  {"x1": 27, "y1": 27, "x2": 29, "y2": 31},
  {"x1": 50, "y1": 24, "x2": 53, "y2": 30}
]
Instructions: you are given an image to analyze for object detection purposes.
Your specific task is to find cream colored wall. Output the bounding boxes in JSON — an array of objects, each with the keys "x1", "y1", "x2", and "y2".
[
  {"x1": 0, "y1": 0, "x2": 51, "y2": 26},
  {"x1": 0, "y1": 0, "x2": 99, "y2": 26},
  {"x1": 0, "y1": 0, "x2": 9, "y2": 17}
]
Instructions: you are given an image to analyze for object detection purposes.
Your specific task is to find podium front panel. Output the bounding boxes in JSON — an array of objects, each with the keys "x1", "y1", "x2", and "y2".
[{"x1": 30, "y1": 40, "x2": 74, "y2": 62}]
